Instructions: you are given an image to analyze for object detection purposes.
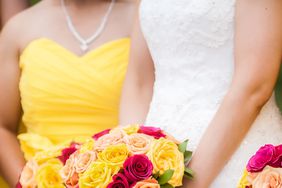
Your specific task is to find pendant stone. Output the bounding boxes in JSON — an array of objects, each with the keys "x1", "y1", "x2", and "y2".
[{"x1": 80, "y1": 43, "x2": 89, "y2": 53}]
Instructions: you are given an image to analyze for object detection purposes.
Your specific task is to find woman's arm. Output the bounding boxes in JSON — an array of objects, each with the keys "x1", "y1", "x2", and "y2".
[
  {"x1": 185, "y1": 1, "x2": 282, "y2": 187},
  {"x1": 0, "y1": 18, "x2": 26, "y2": 187},
  {"x1": 119, "y1": 9, "x2": 155, "y2": 125},
  {"x1": 1, "y1": 0, "x2": 29, "y2": 25}
]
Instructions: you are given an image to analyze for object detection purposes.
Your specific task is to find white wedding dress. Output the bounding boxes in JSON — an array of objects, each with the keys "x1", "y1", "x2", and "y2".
[{"x1": 140, "y1": 0, "x2": 282, "y2": 187}]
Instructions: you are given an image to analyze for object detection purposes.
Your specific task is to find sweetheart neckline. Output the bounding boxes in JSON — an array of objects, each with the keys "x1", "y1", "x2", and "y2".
[{"x1": 20, "y1": 37, "x2": 130, "y2": 60}]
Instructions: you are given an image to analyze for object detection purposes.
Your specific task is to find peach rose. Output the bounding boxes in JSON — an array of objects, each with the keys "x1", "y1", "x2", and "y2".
[
  {"x1": 60, "y1": 152, "x2": 77, "y2": 182},
  {"x1": 249, "y1": 166, "x2": 282, "y2": 188},
  {"x1": 65, "y1": 172, "x2": 79, "y2": 188},
  {"x1": 19, "y1": 159, "x2": 38, "y2": 188},
  {"x1": 75, "y1": 151, "x2": 96, "y2": 173},
  {"x1": 125, "y1": 133, "x2": 153, "y2": 155},
  {"x1": 94, "y1": 129, "x2": 127, "y2": 151},
  {"x1": 133, "y1": 179, "x2": 160, "y2": 188}
]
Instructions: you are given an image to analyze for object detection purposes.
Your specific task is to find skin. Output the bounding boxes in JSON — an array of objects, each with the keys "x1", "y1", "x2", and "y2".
[
  {"x1": 119, "y1": 0, "x2": 282, "y2": 187},
  {"x1": 1, "y1": 0, "x2": 29, "y2": 26},
  {"x1": 0, "y1": 0, "x2": 136, "y2": 186}
]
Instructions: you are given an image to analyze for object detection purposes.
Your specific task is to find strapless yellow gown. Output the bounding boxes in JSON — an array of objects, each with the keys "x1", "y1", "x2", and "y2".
[{"x1": 0, "y1": 38, "x2": 130, "y2": 187}]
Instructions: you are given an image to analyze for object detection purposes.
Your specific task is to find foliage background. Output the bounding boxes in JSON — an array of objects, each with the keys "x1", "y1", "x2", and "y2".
[{"x1": 29, "y1": 0, "x2": 40, "y2": 6}]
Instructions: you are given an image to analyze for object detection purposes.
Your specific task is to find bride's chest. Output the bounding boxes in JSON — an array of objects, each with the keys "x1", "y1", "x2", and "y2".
[
  {"x1": 140, "y1": 0, "x2": 235, "y2": 23},
  {"x1": 140, "y1": 0, "x2": 236, "y2": 49}
]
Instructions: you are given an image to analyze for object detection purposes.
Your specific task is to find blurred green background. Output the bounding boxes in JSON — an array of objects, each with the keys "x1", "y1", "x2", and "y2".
[{"x1": 29, "y1": 0, "x2": 40, "y2": 5}]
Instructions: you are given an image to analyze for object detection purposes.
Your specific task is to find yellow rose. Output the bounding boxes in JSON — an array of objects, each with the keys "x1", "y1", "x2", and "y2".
[
  {"x1": 34, "y1": 146, "x2": 64, "y2": 165},
  {"x1": 147, "y1": 138, "x2": 184, "y2": 187},
  {"x1": 20, "y1": 159, "x2": 38, "y2": 188},
  {"x1": 237, "y1": 170, "x2": 252, "y2": 188},
  {"x1": 35, "y1": 158, "x2": 64, "y2": 188},
  {"x1": 80, "y1": 139, "x2": 95, "y2": 154},
  {"x1": 122, "y1": 124, "x2": 139, "y2": 135},
  {"x1": 18, "y1": 133, "x2": 54, "y2": 160},
  {"x1": 97, "y1": 144, "x2": 129, "y2": 168},
  {"x1": 79, "y1": 162, "x2": 119, "y2": 188}
]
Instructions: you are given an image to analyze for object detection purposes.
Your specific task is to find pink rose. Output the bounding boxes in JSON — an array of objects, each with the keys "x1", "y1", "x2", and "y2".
[
  {"x1": 133, "y1": 179, "x2": 160, "y2": 188},
  {"x1": 58, "y1": 143, "x2": 79, "y2": 164},
  {"x1": 123, "y1": 154, "x2": 153, "y2": 183},
  {"x1": 125, "y1": 133, "x2": 153, "y2": 155},
  {"x1": 75, "y1": 151, "x2": 96, "y2": 173},
  {"x1": 248, "y1": 166, "x2": 282, "y2": 188},
  {"x1": 94, "y1": 129, "x2": 126, "y2": 151},
  {"x1": 92, "y1": 129, "x2": 111, "y2": 140},
  {"x1": 138, "y1": 126, "x2": 166, "y2": 139},
  {"x1": 60, "y1": 152, "x2": 77, "y2": 183},
  {"x1": 19, "y1": 159, "x2": 38, "y2": 188},
  {"x1": 247, "y1": 145, "x2": 275, "y2": 172},
  {"x1": 271, "y1": 145, "x2": 282, "y2": 168},
  {"x1": 107, "y1": 173, "x2": 130, "y2": 188}
]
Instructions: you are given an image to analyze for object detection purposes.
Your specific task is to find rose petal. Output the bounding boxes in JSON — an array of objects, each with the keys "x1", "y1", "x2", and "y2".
[
  {"x1": 138, "y1": 126, "x2": 166, "y2": 139},
  {"x1": 92, "y1": 129, "x2": 111, "y2": 140},
  {"x1": 58, "y1": 144, "x2": 79, "y2": 165},
  {"x1": 247, "y1": 145, "x2": 275, "y2": 172}
]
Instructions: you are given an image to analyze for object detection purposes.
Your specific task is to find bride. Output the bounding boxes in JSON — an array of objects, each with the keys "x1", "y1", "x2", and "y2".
[{"x1": 120, "y1": 0, "x2": 282, "y2": 187}]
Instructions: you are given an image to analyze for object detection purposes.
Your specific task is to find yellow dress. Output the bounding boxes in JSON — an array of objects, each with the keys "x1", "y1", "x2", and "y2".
[{"x1": 0, "y1": 38, "x2": 130, "y2": 187}]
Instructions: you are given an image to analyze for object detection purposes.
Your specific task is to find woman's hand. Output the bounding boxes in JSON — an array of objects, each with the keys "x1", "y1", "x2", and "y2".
[{"x1": 183, "y1": 0, "x2": 282, "y2": 187}]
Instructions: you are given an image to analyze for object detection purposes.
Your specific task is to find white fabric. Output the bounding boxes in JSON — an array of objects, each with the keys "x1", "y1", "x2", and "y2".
[{"x1": 140, "y1": 0, "x2": 282, "y2": 187}]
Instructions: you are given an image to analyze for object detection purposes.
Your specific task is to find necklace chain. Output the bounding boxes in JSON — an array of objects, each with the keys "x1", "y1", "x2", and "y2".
[{"x1": 61, "y1": 0, "x2": 115, "y2": 53}]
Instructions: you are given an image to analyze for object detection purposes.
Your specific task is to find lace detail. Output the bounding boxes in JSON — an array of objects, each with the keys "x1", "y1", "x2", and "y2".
[{"x1": 140, "y1": 0, "x2": 282, "y2": 187}]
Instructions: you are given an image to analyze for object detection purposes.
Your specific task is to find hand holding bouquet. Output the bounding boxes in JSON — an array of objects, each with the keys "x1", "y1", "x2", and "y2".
[{"x1": 18, "y1": 125, "x2": 194, "y2": 188}]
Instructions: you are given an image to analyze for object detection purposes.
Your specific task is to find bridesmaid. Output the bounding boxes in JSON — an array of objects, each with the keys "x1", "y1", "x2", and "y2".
[{"x1": 0, "y1": 0, "x2": 136, "y2": 187}]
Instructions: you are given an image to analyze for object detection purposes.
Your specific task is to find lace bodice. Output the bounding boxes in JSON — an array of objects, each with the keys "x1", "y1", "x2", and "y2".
[{"x1": 140, "y1": 0, "x2": 282, "y2": 187}]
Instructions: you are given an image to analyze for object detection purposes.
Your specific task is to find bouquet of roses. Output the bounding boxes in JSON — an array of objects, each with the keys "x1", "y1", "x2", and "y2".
[
  {"x1": 18, "y1": 125, "x2": 193, "y2": 188},
  {"x1": 238, "y1": 144, "x2": 282, "y2": 188}
]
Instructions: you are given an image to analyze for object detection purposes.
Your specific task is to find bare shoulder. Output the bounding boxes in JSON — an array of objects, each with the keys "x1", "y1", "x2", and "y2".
[{"x1": 0, "y1": 1, "x2": 50, "y2": 53}]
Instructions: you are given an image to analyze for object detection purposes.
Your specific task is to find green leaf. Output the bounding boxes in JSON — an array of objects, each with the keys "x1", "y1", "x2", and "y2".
[
  {"x1": 158, "y1": 169, "x2": 174, "y2": 185},
  {"x1": 184, "y1": 172, "x2": 194, "y2": 180},
  {"x1": 160, "y1": 183, "x2": 174, "y2": 188},
  {"x1": 153, "y1": 171, "x2": 160, "y2": 179},
  {"x1": 178, "y1": 140, "x2": 189, "y2": 153},
  {"x1": 275, "y1": 66, "x2": 282, "y2": 113},
  {"x1": 184, "y1": 167, "x2": 194, "y2": 180},
  {"x1": 184, "y1": 150, "x2": 192, "y2": 163}
]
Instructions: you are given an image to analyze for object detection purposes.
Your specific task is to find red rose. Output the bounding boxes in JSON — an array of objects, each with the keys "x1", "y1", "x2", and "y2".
[
  {"x1": 270, "y1": 144, "x2": 282, "y2": 168},
  {"x1": 247, "y1": 144, "x2": 275, "y2": 172},
  {"x1": 138, "y1": 126, "x2": 166, "y2": 139},
  {"x1": 16, "y1": 182, "x2": 22, "y2": 188},
  {"x1": 107, "y1": 173, "x2": 130, "y2": 188},
  {"x1": 92, "y1": 129, "x2": 111, "y2": 140},
  {"x1": 123, "y1": 155, "x2": 153, "y2": 183},
  {"x1": 58, "y1": 142, "x2": 79, "y2": 164}
]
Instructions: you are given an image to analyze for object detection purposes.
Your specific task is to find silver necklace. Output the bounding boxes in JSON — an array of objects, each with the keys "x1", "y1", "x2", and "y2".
[{"x1": 61, "y1": 0, "x2": 115, "y2": 53}]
